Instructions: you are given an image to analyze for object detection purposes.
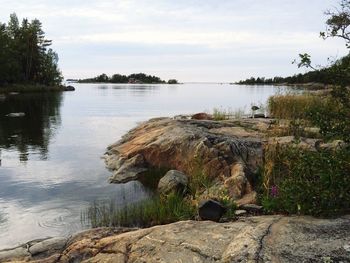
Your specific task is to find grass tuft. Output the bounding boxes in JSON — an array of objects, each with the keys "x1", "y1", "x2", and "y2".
[
  {"x1": 268, "y1": 94, "x2": 323, "y2": 120},
  {"x1": 82, "y1": 192, "x2": 196, "y2": 228}
]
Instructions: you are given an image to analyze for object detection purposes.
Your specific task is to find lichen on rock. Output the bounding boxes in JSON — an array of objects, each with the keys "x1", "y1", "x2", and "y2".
[{"x1": 104, "y1": 117, "x2": 270, "y2": 203}]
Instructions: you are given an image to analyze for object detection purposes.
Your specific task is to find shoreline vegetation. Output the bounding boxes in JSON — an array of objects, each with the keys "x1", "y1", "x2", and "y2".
[
  {"x1": 0, "y1": 14, "x2": 63, "y2": 91},
  {"x1": 0, "y1": 14, "x2": 76, "y2": 94},
  {"x1": 77, "y1": 73, "x2": 179, "y2": 84},
  {"x1": 83, "y1": 84, "x2": 349, "y2": 229},
  {"x1": 0, "y1": 84, "x2": 74, "y2": 94},
  {"x1": 236, "y1": 53, "x2": 350, "y2": 88}
]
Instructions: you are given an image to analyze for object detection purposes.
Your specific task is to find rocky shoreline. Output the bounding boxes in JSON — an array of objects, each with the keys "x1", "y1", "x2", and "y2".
[
  {"x1": 1, "y1": 215, "x2": 350, "y2": 262},
  {"x1": 1, "y1": 115, "x2": 349, "y2": 262},
  {"x1": 104, "y1": 117, "x2": 270, "y2": 205}
]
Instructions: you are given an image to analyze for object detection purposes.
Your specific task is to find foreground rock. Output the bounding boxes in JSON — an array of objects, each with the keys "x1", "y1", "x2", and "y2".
[
  {"x1": 104, "y1": 117, "x2": 271, "y2": 203},
  {"x1": 2, "y1": 215, "x2": 350, "y2": 262}
]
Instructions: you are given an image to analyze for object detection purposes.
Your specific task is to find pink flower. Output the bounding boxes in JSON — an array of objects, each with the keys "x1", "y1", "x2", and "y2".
[{"x1": 271, "y1": 185, "x2": 278, "y2": 197}]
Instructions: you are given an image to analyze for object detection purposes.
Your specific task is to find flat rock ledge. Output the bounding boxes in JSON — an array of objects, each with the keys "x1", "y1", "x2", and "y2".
[
  {"x1": 1, "y1": 215, "x2": 350, "y2": 262},
  {"x1": 104, "y1": 117, "x2": 272, "y2": 203}
]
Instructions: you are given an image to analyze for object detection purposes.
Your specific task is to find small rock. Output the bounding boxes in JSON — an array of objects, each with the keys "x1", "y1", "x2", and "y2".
[
  {"x1": 6, "y1": 112, "x2": 25, "y2": 117},
  {"x1": 253, "y1": 113, "x2": 265, "y2": 118},
  {"x1": 239, "y1": 204, "x2": 263, "y2": 213},
  {"x1": 158, "y1": 170, "x2": 188, "y2": 195},
  {"x1": 191, "y1": 112, "x2": 213, "y2": 120},
  {"x1": 29, "y1": 237, "x2": 67, "y2": 256},
  {"x1": 235, "y1": 210, "x2": 247, "y2": 216},
  {"x1": 9, "y1": 92, "x2": 19, "y2": 95},
  {"x1": 64, "y1": 85, "x2": 75, "y2": 91},
  {"x1": 198, "y1": 199, "x2": 226, "y2": 222},
  {"x1": 0, "y1": 247, "x2": 30, "y2": 261},
  {"x1": 318, "y1": 140, "x2": 347, "y2": 151},
  {"x1": 173, "y1": 115, "x2": 190, "y2": 120}
]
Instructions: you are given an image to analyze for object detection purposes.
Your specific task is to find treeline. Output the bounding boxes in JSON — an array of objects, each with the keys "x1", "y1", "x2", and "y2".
[
  {"x1": 237, "y1": 53, "x2": 350, "y2": 86},
  {"x1": 78, "y1": 73, "x2": 178, "y2": 84},
  {"x1": 0, "y1": 14, "x2": 63, "y2": 86}
]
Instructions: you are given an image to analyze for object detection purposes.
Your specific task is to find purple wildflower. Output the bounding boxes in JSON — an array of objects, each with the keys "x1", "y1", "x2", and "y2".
[{"x1": 271, "y1": 185, "x2": 278, "y2": 197}]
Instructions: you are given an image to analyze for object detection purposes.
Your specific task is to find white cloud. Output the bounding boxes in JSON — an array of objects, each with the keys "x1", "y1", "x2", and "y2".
[{"x1": 1, "y1": 0, "x2": 347, "y2": 81}]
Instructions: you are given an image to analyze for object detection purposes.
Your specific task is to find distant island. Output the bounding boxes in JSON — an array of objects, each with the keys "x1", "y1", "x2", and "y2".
[
  {"x1": 236, "y1": 53, "x2": 350, "y2": 87},
  {"x1": 78, "y1": 73, "x2": 179, "y2": 84}
]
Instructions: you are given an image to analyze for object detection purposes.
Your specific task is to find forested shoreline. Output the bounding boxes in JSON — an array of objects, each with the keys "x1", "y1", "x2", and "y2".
[
  {"x1": 0, "y1": 14, "x2": 63, "y2": 88},
  {"x1": 237, "y1": 53, "x2": 350, "y2": 86}
]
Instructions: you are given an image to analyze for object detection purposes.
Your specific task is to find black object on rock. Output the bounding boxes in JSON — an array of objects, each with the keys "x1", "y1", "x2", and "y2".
[{"x1": 198, "y1": 199, "x2": 226, "y2": 222}]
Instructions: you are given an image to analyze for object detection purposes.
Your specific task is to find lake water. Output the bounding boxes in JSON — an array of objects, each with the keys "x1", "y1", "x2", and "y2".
[{"x1": 0, "y1": 83, "x2": 285, "y2": 249}]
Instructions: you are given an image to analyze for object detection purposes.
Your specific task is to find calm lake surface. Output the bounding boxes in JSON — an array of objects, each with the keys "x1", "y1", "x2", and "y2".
[{"x1": 0, "y1": 83, "x2": 285, "y2": 248}]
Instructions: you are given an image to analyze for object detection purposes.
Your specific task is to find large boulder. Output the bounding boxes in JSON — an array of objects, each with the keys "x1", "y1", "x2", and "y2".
[
  {"x1": 198, "y1": 199, "x2": 226, "y2": 222},
  {"x1": 157, "y1": 170, "x2": 188, "y2": 195},
  {"x1": 104, "y1": 118, "x2": 270, "y2": 203}
]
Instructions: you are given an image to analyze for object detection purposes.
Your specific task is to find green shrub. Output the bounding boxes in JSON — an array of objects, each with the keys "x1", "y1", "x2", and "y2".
[
  {"x1": 218, "y1": 195, "x2": 237, "y2": 218},
  {"x1": 261, "y1": 143, "x2": 350, "y2": 216},
  {"x1": 82, "y1": 193, "x2": 196, "y2": 228},
  {"x1": 307, "y1": 86, "x2": 350, "y2": 142}
]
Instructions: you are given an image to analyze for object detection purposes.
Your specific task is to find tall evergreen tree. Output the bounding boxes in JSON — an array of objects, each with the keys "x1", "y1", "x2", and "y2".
[{"x1": 0, "y1": 13, "x2": 62, "y2": 86}]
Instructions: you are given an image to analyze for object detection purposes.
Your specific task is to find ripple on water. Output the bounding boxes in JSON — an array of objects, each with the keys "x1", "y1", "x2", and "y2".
[{"x1": 0, "y1": 83, "x2": 285, "y2": 249}]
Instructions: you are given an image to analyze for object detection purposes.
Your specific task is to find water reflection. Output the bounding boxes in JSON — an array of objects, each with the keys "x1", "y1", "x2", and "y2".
[
  {"x1": 0, "y1": 83, "x2": 286, "y2": 249},
  {"x1": 0, "y1": 210, "x2": 6, "y2": 224},
  {"x1": 0, "y1": 92, "x2": 63, "y2": 162}
]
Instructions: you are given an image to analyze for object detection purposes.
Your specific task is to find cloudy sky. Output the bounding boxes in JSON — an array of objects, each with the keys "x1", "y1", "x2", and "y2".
[{"x1": 1, "y1": 0, "x2": 348, "y2": 82}]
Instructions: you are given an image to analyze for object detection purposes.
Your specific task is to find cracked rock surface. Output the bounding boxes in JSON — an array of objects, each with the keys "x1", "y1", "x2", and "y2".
[
  {"x1": 104, "y1": 118, "x2": 270, "y2": 203},
  {"x1": 2, "y1": 215, "x2": 350, "y2": 263}
]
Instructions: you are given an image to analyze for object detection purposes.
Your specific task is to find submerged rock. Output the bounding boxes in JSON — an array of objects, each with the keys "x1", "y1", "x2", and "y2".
[{"x1": 158, "y1": 170, "x2": 188, "y2": 195}]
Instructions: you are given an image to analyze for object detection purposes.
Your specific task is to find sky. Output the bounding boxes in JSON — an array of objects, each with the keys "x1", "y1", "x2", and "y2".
[{"x1": 1, "y1": 0, "x2": 348, "y2": 82}]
